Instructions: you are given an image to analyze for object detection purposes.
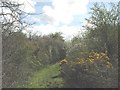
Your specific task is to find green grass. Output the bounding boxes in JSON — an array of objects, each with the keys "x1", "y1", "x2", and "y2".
[{"x1": 27, "y1": 64, "x2": 64, "y2": 88}]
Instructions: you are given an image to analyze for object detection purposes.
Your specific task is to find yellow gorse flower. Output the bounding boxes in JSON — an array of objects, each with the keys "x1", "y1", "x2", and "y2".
[
  {"x1": 61, "y1": 52, "x2": 111, "y2": 70},
  {"x1": 59, "y1": 59, "x2": 68, "y2": 65},
  {"x1": 106, "y1": 62, "x2": 113, "y2": 68},
  {"x1": 105, "y1": 56, "x2": 109, "y2": 60},
  {"x1": 62, "y1": 59, "x2": 68, "y2": 63}
]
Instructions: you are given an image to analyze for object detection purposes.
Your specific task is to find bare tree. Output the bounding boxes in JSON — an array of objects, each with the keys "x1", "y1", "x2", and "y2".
[{"x1": 0, "y1": 0, "x2": 24, "y2": 34}]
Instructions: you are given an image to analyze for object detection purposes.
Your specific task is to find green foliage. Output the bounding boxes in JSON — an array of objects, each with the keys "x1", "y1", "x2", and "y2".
[
  {"x1": 65, "y1": 10, "x2": 118, "y2": 86},
  {"x1": 29, "y1": 32, "x2": 66, "y2": 67},
  {"x1": 2, "y1": 30, "x2": 66, "y2": 87},
  {"x1": 27, "y1": 64, "x2": 64, "y2": 88},
  {"x1": 83, "y1": 3, "x2": 118, "y2": 59},
  {"x1": 2, "y1": 32, "x2": 31, "y2": 87}
]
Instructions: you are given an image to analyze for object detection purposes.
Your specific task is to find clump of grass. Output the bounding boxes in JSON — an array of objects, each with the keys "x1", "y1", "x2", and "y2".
[{"x1": 27, "y1": 64, "x2": 64, "y2": 88}]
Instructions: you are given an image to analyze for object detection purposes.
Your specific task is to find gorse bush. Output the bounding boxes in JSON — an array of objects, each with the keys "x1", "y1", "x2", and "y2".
[{"x1": 60, "y1": 52, "x2": 114, "y2": 88}]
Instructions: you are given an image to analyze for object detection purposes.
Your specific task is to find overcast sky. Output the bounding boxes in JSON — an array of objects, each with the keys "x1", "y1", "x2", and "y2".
[{"x1": 11, "y1": 0, "x2": 119, "y2": 40}]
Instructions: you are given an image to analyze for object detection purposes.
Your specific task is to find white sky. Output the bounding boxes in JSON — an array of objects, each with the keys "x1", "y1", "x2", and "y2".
[
  {"x1": 9, "y1": 0, "x2": 119, "y2": 40},
  {"x1": 19, "y1": 0, "x2": 90, "y2": 40}
]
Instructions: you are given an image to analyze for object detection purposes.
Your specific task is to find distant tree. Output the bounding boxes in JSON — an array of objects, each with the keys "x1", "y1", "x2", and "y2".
[
  {"x1": 32, "y1": 32, "x2": 66, "y2": 65},
  {"x1": 83, "y1": 3, "x2": 118, "y2": 61}
]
